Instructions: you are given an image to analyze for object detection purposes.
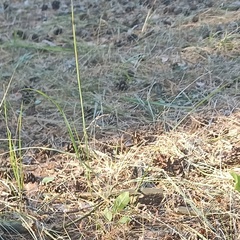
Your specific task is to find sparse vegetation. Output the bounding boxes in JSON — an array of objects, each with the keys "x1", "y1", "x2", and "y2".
[{"x1": 0, "y1": 0, "x2": 240, "y2": 239}]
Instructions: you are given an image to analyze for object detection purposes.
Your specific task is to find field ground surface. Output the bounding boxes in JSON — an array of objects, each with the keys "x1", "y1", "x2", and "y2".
[{"x1": 0, "y1": 0, "x2": 240, "y2": 239}]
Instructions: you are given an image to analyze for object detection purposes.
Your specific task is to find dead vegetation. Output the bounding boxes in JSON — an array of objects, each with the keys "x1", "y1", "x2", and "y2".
[{"x1": 0, "y1": 0, "x2": 240, "y2": 239}]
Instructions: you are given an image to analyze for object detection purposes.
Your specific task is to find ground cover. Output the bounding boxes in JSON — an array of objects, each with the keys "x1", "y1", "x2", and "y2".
[{"x1": 0, "y1": 0, "x2": 240, "y2": 239}]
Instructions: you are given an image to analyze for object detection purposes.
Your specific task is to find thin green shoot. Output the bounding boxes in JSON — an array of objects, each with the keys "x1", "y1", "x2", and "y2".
[
  {"x1": 23, "y1": 88, "x2": 92, "y2": 171},
  {"x1": 70, "y1": 0, "x2": 89, "y2": 157},
  {"x1": 4, "y1": 101, "x2": 24, "y2": 191}
]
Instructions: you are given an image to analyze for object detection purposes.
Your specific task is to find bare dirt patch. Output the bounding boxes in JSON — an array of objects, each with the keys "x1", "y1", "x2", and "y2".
[{"x1": 0, "y1": 0, "x2": 240, "y2": 239}]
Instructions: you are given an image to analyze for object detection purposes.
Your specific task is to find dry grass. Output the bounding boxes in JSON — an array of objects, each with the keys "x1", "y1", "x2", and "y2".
[{"x1": 0, "y1": 0, "x2": 240, "y2": 239}]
